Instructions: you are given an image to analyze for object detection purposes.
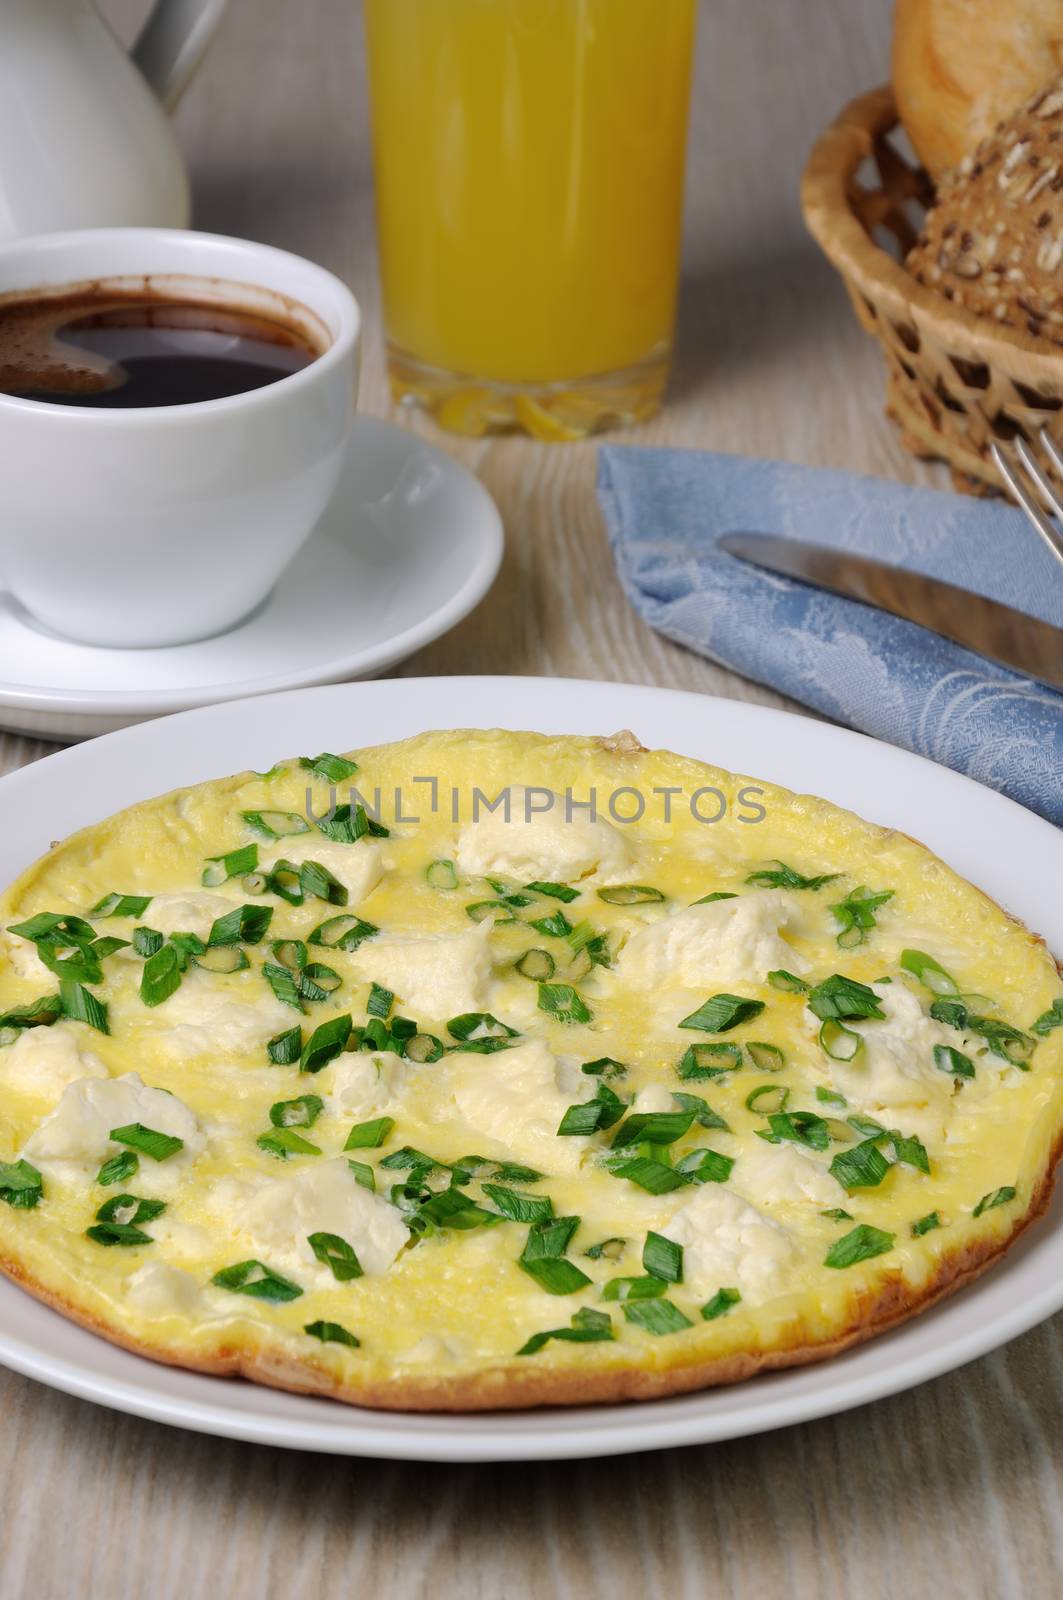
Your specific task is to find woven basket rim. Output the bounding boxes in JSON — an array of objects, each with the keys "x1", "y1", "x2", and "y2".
[{"x1": 800, "y1": 83, "x2": 1063, "y2": 380}]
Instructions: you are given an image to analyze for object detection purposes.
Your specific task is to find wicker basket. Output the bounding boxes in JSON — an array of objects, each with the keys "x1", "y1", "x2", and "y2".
[{"x1": 801, "y1": 85, "x2": 1063, "y2": 496}]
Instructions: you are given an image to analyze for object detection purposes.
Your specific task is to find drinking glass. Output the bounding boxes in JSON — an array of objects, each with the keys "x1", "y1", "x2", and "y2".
[{"x1": 364, "y1": 0, "x2": 697, "y2": 440}]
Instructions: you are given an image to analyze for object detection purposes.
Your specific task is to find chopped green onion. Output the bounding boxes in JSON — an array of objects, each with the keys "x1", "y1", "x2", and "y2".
[
  {"x1": 305, "y1": 1319, "x2": 360, "y2": 1348},
  {"x1": 537, "y1": 983, "x2": 592, "y2": 1025},
  {"x1": 596, "y1": 885, "x2": 666, "y2": 905},
  {"x1": 300, "y1": 752, "x2": 359, "y2": 783},
  {"x1": 768, "y1": 969, "x2": 810, "y2": 994},
  {"x1": 241, "y1": 809, "x2": 310, "y2": 840},
  {"x1": 300, "y1": 1014, "x2": 353, "y2": 1073},
  {"x1": 746, "y1": 1041, "x2": 785, "y2": 1072},
  {"x1": 96, "y1": 1151, "x2": 138, "y2": 1186},
  {"x1": 269, "y1": 1095, "x2": 324, "y2": 1129},
  {"x1": 679, "y1": 993, "x2": 765, "y2": 1033},
  {"x1": 109, "y1": 1124, "x2": 183, "y2": 1161},
  {"x1": 515, "y1": 948, "x2": 555, "y2": 981},
  {"x1": 263, "y1": 961, "x2": 304, "y2": 1012},
  {"x1": 299, "y1": 860, "x2": 349, "y2": 906},
  {"x1": 298, "y1": 962, "x2": 342, "y2": 1000},
  {"x1": 60, "y1": 979, "x2": 110, "y2": 1033},
  {"x1": 86, "y1": 1219, "x2": 153, "y2": 1247},
  {"x1": 642, "y1": 1231, "x2": 682, "y2": 1283},
  {"x1": 584, "y1": 1237, "x2": 627, "y2": 1261},
  {"x1": 831, "y1": 886, "x2": 894, "y2": 947},
  {"x1": 139, "y1": 945, "x2": 182, "y2": 1008},
  {"x1": 557, "y1": 1084, "x2": 626, "y2": 1136},
  {"x1": 518, "y1": 1217, "x2": 592, "y2": 1294},
  {"x1": 343, "y1": 1116, "x2": 394, "y2": 1150},
  {"x1": 815, "y1": 1087, "x2": 848, "y2": 1107},
  {"x1": 601, "y1": 1275, "x2": 667, "y2": 1302},
  {"x1": 0, "y1": 994, "x2": 62, "y2": 1031},
  {"x1": 745, "y1": 861, "x2": 839, "y2": 890},
  {"x1": 257, "y1": 1128, "x2": 322, "y2": 1159},
  {"x1": 482, "y1": 1184, "x2": 553, "y2": 1223},
  {"x1": 745, "y1": 1084, "x2": 790, "y2": 1114},
  {"x1": 308, "y1": 1230, "x2": 363, "y2": 1280},
  {"x1": 212, "y1": 1260, "x2": 303, "y2": 1301},
  {"x1": 446, "y1": 1011, "x2": 518, "y2": 1042},
  {"x1": 605, "y1": 1155, "x2": 690, "y2": 1195},
  {"x1": 622, "y1": 1299, "x2": 693, "y2": 1335},
  {"x1": 91, "y1": 893, "x2": 152, "y2": 918},
  {"x1": 347, "y1": 1160, "x2": 376, "y2": 1191},
  {"x1": 579, "y1": 1057, "x2": 626, "y2": 1082},
  {"x1": 132, "y1": 926, "x2": 164, "y2": 957},
  {"x1": 517, "y1": 1307, "x2": 613, "y2": 1355},
  {"x1": 973, "y1": 1186, "x2": 1016, "y2": 1217},
  {"x1": 309, "y1": 914, "x2": 378, "y2": 952},
  {"x1": 824, "y1": 1224, "x2": 895, "y2": 1269},
  {"x1": 677, "y1": 1041, "x2": 743, "y2": 1079},
  {"x1": 531, "y1": 909, "x2": 573, "y2": 939},
  {"x1": 911, "y1": 1211, "x2": 941, "y2": 1236},
  {"x1": 821, "y1": 1207, "x2": 854, "y2": 1222},
  {"x1": 930, "y1": 998, "x2": 969, "y2": 1030},
  {"x1": 819, "y1": 1019, "x2": 863, "y2": 1061},
  {"x1": 524, "y1": 881, "x2": 580, "y2": 903},
  {"x1": 808, "y1": 975, "x2": 885, "y2": 1022},
  {"x1": 95, "y1": 1194, "x2": 165, "y2": 1226},
  {"x1": 464, "y1": 899, "x2": 515, "y2": 925},
  {"x1": 847, "y1": 1114, "x2": 886, "y2": 1137},
  {"x1": 193, "y1": 945, "x2": 250, "y2": 975},
  {"x1": 0, "y1": 1159, "x2": 43, "y2": 1210},
  {"x1": 701, "y1": 1287, "x2": 741, "y2": 1321},
  {"x1": 267, "y1": 1025, "x2": 303, "y2": 1065},
  {"x1": 889, "y1": 1131, "x2": 930, "y2": 1173},
  {"x1": 425, "y1": 859, "x2": 458, "y2": 890},
  {"x1": 900, "y1": 949, "x2": 960, "y2": 996},
  {"x1": 967, "y1": 1017, "x2": 1036, "y2": 1066},
  {"x1": 611, "y1": 1109, "x2": 695, "y2": 1149},
  {"x1": 691, "y1": 891, "x2": 738, "y2": 904},
  {"x1": 759, "y1": 1109, "x2": 831, "y2": 1151},
  {"x1": 675, "y1": 1147, "x2": 735, "y2": 1184},
  {"x1": 1032, "y1": 999, "x2": 1063, "y2": 1037},
  {"x1": 404, "y1": 1032, "x2": 443, "y2": 1064},
  {"x1": 202, "y1": 843, "x2": 258, "y2": 886},
  {"x1": 671, "y1": 1091, "x2": 729, "y2": 1131},
  {"x1": 271, "y1": 938, "x2": 307, "y2": 971},
  {"x1": 366, "y1": 983, "x2": 393, "y2": 1020},
  {"x1": 829, "y1": 1138, "x2": 891, "y2": 1191}
]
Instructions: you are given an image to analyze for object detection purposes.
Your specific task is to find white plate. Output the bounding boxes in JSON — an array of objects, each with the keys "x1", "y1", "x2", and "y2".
[
  {"x1": 0, "y1": 676, "x2": 1060, "y2": 1461},
  {"x1": 0, "y1": 419, "x2": 502, "y2": 742}
]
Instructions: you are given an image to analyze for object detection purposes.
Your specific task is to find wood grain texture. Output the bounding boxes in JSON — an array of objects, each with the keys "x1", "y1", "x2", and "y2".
[{"x1": 1, "y1": 1, "x2": 1060, "y2": 1595}]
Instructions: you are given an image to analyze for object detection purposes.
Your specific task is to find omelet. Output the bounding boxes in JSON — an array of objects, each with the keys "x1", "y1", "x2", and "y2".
[{"x1": 0, "y1": 728, "x2": 1060, "y2": 1412}]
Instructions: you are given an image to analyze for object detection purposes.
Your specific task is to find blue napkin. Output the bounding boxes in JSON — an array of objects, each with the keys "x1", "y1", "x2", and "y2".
[{"x1": 597, "y1": 447, "x2": 1063, "y2": 827}]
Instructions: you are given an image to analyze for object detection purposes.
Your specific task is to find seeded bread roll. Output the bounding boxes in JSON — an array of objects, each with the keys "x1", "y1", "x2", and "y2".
[
  {"x1": 893, "y1": 0, "x2": 1063, "y2": 180},
  {"x1": 906, "y1": 75, "x2": 1063, "y2": 345}
]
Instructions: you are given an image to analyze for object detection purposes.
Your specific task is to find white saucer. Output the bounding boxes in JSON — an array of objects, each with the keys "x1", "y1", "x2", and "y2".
[{"x1": 0, "y1": 417, "x2": 503, "y2": 742}]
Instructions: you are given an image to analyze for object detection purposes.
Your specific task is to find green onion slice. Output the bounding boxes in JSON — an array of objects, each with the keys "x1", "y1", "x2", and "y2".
[
  {"x1": 524, "y1": 881, "x2": 580, "y2": 903},
  {"x1": 308, "y1": 1230, "x2": 363, "y2": 1281},
  {"x1": 611, "y1": 1109, "x2": 695, "y2": 1149},
  {"x1": 537, "y1": 983, "x2": 592, "y2": 1025},
  {"x1": 91, "y1": 893, "x2": 152, "y2": 919},
  {"x1": 701, "y1": 1287, "x2": 741, "y2": 1321},
  {"x1": 60, "y1": 979, "x2": 110, "y2": 1033},
  {"x1": 404, "y1": 1032, "x2": 444, "y2": 1064},
  {"x1": 823, "y1": 1224, "x2": 895, "y2": 1269},
  {"x1": 517, "y1": 1308, "x2": 613, "y2": 1356},
  {"x1": 746, "y1": 1041, "x2": 785, "y2": 1072},
  {"x1": 96, "y1": 1151, "x2": 138, "y2": 1186},
  {"x1": 269, "y1": 1094, "x2": 324, "y2": 1129},
  {"x1": 601, "y1": 1275, "x2": 667, "y2": 1302},
  {"x1": 973, "y1": 1186, "x2": 1016, "y2": 1217},
  {"x1": 677, "y1": 1041, "x2": 742, "y2": 1079},
  {"x1": 300, "y1": 751, "x2": 359, "y2": 783},
  {"x1": 671, "y1": 1091, "x2": 729, "y2": 1131},
  {"x1": 642, "y1": 1231, "x2": 683, "y2": 1283},
  {"x1": 622, "y1": 1299, "x2": 693, "y2": 1335},
  {"x1": 305, "y1": 1319, "x2": 360, "y2": 1348},
  {"x1": 425, "y1": 859, "x2": 459, "y2": 891},
  {"x1": 267, "y1": 1026, "x2": 302, "y2": 1065},
  {"x1": 808, "y1": 975, "x2": 885, "y2": 1022},
  {"x1": 912, "y1": 1211, "x2": 941, "y2": 1236},
  {"x1": 0, "y1": 1159, "x2": 43, "y2": 1210},
  {"x1": 482, "y1": 1184, "x2": 553, "y2": 1223},
  {"x1": 745, "y1": 1084, "x2": 790, "y2": 1114},
  {"x1": 768, "y1": 969, "x2": 810, "y2": 994},
  {"x1": 900, "y1": 949, "x2": 960, "y2": 996},
  {"x1": 819, "y1": 1018, "x2": 863, "y2": 1061},
  {"x1": 300, "y1": 1014, "x2": 353, "y2": 1073},
  {"x1": 584, "y1": 1237, "x2": 626, "y2": 1262},
  {"x1": 212, "y1": 1260, "x2": 303, "y2": 1301},
  {"x1": 829, "y1": 1138, "x2": 891, "y2": 1191},
  {"x1": 596, "y1": 885, "x2": 666, "y2": 905},
  {"x1": 343, "y1": 1116, "x2": 394, "y2": 1150},
  {"x1": 309, "y1": 914, "x2": 378, "y2": 952},
  {"x1": 241, "y1": 809, "x2": 310, "y2": 840},
  {"x1": 110, "y1": 1123, "x2": 182, "y2": 1161},
  {"x1": 1032, "y1": 998, "x2": 1063, "y2": 1037},
  {"x1": 679, "y1": 994, "x2": 765, "y2": 1033},
  {"x1": 745, "y1": 861, "x2": 839, "y2": 890},
  {"x1": 201, "y1": 843, "x2": 258, "y2": 886}
]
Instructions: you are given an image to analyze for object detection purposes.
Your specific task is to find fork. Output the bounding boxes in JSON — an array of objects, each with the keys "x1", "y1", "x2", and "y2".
[{"x1": 990, "y1": 430, "x2": 1063, "y2": 569}]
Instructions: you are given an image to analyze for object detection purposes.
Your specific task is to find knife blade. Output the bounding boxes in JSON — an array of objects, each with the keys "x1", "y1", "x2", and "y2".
[{"x1": 718, "y1": 533, "x2": 1063, "y2": 693}]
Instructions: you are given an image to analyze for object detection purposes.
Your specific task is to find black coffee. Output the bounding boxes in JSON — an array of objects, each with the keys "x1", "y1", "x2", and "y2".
[{"x1": 0, "y1": 285, "x2": 324, "y2": 407}]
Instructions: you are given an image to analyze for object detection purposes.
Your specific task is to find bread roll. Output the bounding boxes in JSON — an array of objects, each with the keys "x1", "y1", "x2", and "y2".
[
  {"x1": 906, "y1": 75, "x2": 1063, "y2": 343},
  {"x1": 893, "y1": 0, "x2": 1063, "y2": 179}
]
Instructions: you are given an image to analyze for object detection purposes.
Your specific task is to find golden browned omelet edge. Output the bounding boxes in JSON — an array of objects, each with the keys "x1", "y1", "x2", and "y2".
[{"x1": 0, "y1": 728, "x2": 1059, "y2": 1414}]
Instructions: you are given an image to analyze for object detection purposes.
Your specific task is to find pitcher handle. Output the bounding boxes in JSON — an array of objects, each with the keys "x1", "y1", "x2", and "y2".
[{"x1": 132, "y1": 0, "x2": 229, "y2": 111}]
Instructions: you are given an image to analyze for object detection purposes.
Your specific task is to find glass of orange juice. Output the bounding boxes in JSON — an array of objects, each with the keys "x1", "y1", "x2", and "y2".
[{"x1": 363, "y1": 0, "x2": 697, "y2": 440}]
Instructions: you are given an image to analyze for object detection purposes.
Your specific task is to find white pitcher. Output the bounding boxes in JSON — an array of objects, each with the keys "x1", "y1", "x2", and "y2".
[{"x1": 0, "y1": 0, "x2": 228, "y2": 241}]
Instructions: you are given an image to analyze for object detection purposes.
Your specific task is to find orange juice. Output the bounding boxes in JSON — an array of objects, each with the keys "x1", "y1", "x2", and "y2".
[{"x1": 364, "y1": 0, "x2": 696, "y2": 438}]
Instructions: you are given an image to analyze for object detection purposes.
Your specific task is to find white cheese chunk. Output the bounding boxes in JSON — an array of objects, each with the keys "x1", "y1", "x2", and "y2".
[
  {"x1": 730, "y1": 1138, "x2": 847, "y2": 1209},
  {"x1": 617, "y1": 891, "x2": 807, "y2": 990},
  {"x1": 22, "y1": 1071, "x2": 203, "y2": 1179},
  {"x1": 261, "y1": 836, "x2": 383, "y2": 905},
  {"x1": 448, "y1": 1038, "x2": 589, "y2": 1174},
  {"x1": 662, "y1": 1184, "x2": 796, "y2": 1304},
  {"x1": 632, "y1": 1082, "x2": 676, "y2": 1115},
  {"x1": 208, "y1": 1158, "x2": 408, "y2": 1281},
  {"x1": 813, "y1": 981, "x2": 956, "y2": 1136},
  {"x1": 0, "y1": 1025, "x2": 108, "y2": 1102},
  {"x1": 348, "y1": 920, "x2": 492, "y2": 1021},
  {"x1": 147, "y1": 891, "x2": 242, "y2": 940},
  {"x1": 125, "y1": 1261, "x2": 216, "y2": 1321},
  {"x1": 151, "y1": 970, "x2": 293, "y2": 1058},
  {"x1": 0, "y1": 930, "x2": 51, "y2": 983},
  {"x1": 454, "y1": 785, "x2": 633, "y2": 883},
  {"x1": 326, "y1": 1050, "x2": 408, "y2": 1116}
]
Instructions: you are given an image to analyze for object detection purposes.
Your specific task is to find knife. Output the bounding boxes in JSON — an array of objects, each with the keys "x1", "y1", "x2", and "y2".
[{"x1": 718, "y1": 533, "x2": 1063, "y2": 693}]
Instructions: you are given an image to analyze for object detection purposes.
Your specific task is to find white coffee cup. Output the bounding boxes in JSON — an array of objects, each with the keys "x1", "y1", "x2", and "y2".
[{"x1": 0, "y1": 228, "x2": 360, "y2": 648}]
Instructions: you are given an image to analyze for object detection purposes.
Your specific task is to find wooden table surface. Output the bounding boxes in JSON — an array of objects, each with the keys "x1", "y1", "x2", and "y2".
[{"x1": 2, "y1": 3, "x2": 1060, "y2": 1596}]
